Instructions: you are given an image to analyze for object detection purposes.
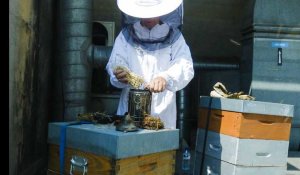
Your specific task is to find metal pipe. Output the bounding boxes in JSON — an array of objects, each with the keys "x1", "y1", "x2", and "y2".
[
  {"x1": 87, "y1": 45, "x2": 113, "y2": 68},
  {"x1": 176, "y1": 87, "x2": 193, "y2": 141},
  {"x1": 193, "y1": 61, "x2": 240, "y2": 70},
  {"x1": 58, "y1": 0, "x2": 92, "y2": 121}
]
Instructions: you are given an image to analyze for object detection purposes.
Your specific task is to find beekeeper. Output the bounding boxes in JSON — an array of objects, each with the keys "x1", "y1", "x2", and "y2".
[{"x1": 106, "y1": 0, "x2": 194, "y2": 129}]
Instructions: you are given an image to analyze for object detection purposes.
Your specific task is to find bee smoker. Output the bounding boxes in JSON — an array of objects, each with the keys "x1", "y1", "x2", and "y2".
[{"x1": 128, "y1": 89, "x2": 152, "y2": 127}]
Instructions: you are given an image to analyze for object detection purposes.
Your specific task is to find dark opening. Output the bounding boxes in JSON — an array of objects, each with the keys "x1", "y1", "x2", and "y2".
[
  {"x1": 92, "y1": 22, "x2": 108, "y2": 46},
  {"x1": 91, "y1": 22, "x2": 119, "y2": 94}
]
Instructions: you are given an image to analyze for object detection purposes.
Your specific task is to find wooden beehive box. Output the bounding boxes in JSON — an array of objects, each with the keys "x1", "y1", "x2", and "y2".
[
  {"x1": 197, "y1": 96, "x2": 294, "y2": 140},
  {"x1": 47, "y1": 123, "x2": 179, "y2": 175}
]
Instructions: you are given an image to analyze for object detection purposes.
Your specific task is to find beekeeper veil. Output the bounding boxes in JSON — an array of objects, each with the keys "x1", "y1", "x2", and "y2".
[{"x1": 117, "y1": 0, "x2": 184, "y2": 51}]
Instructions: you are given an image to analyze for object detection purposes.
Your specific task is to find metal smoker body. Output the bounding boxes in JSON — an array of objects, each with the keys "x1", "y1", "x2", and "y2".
[{"x1": 128, "y1": 89, "x2": 152, "y2": 127}]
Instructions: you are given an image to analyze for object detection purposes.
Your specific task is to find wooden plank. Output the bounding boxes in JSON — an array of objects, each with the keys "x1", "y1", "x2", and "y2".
[
  {"x1": 116, "y1": 150, "x2": 176, "y2": 175},
  {"x1": 48, "y1": 144, "x2": 113, "y2": 175},
  {"x1": 198, "y1": 108, "x2": 292, "y2": 140},
  {"x1": 48, "y1": 144, "x2": 176, "y2": 175}
]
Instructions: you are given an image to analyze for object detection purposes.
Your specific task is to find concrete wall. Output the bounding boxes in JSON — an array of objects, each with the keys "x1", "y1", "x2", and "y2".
[
  {"x1": 9, "y1": 0, "x2": 55, "y2": 174},
  {"x1": 184, "y1": 0, "x2": 246, "y2": 61}
]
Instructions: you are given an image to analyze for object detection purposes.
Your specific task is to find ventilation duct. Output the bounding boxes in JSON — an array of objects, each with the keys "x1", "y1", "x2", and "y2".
[
  {"x1": 56, "y1": 0, "x2": 92, "y2": 121},
  {"x1": 241, "y1": 0, "x2": 300, "y2": 151},
  {"x1": 87, "y1": 45, "x2": 113, "y2": 68}
]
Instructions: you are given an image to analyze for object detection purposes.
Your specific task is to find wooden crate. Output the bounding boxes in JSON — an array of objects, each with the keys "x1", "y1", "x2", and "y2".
[
  {"x1": 48, "y1": 144, "x2": 176, "y2": 175},
  {"x1": 198, "y1": 108, "x2": 292, "y2": 140}
]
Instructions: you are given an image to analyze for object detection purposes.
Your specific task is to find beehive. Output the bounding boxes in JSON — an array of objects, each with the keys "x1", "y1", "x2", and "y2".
[
  {"x1": 194, "y1": 96, "x2": 294, "y2": 175},
  {"x1": 47, "y1": 123, "x2": 179, "y2": 175}
]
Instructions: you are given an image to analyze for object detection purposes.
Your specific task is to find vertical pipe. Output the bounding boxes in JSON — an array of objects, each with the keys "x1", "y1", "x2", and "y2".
[
  {"x1": 176, "y1": 86, "x2": 194, "y2": 146},
  {"x1": 57, "y1": 0, "x2": 92, "y2": 120}
]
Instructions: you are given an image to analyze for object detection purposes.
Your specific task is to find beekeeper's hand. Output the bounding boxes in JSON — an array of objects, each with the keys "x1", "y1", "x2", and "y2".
[
  {"x1": 113, "y1": 69, "x2": 128, "y2": 84},
  {"x1": 145, "y1": 76, "x2": 167, "y2": 93}
]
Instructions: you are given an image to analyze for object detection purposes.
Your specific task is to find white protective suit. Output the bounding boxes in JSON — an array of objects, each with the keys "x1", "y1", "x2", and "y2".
[{"x1": 106, "y1": 22, "x2": 194, "y2": 129}]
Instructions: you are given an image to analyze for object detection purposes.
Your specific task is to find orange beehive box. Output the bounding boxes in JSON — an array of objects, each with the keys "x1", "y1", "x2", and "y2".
[{"x1": 197, "y1": 96, "x2": 294, "y2": 140}]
